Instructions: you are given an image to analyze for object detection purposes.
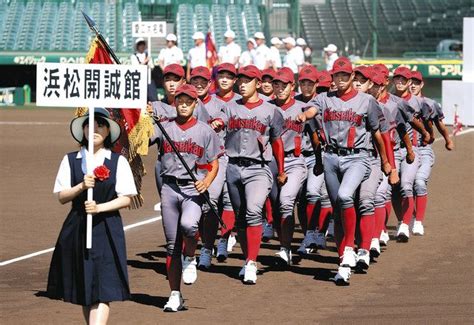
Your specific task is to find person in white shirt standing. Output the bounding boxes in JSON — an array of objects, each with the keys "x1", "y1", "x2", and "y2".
[
  {"x1": 283, "y1": 37, "x2": 304, "y2": 82},
  {"x1": 239, "y1": 38, "x2": 256, "y2": 68},
  {"x1": 218, "y1": 30, "x2": 241, "y2": 67},
  {"x1": 324, "y1": 43, "x2": 339, "y2": 71},
  {"x1": 296, "y1": 38, "x2": 312, "y2": 64},
  {"x1": 187, "y1": 32, "x2": 207, "y2": 81},
  {"x1": 131, "y1": 38, "x2": 157, "y2": 101},
  {"x1": 253, "y1": 32, "x2": 271, "y2": 70},
  {"x1": 158, "y1": 33, "x2": 184, "y2": 70},
  {"x1": 270, "y1": 37, "x2": 283, "y2": 70}
]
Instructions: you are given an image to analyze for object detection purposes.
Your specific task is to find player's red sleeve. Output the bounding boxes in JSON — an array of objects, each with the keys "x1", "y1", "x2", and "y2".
[
  {"x1": 271, "y1": 137, "x2": 285, "y2": 174},
  {"x1": 381, "y1": 132, "x2": 396, "y2": 169}
]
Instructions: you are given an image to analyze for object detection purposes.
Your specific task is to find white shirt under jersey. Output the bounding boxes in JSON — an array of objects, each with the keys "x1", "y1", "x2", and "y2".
[
  {"x1": 270, "y1": 46, "x2": 282, "y2": 69},
  {"x1": 158, "y1": 46, "x2": 184, "y2": 67},
  {"x1": 53, "y1": 147, "x2": 137, "y2": 197},
  {"x1": 253, "y1": 44, "x2": 271, "y2": 70},
  {"x1": 218, "y1": 42, "x2": 242, "y2": 66},
  {"x1": 284, "y1": 47, "x2": 304, "y2": 73},
  {"x1": 187, "y1": 43, "x2": 207, "y2": 69}
]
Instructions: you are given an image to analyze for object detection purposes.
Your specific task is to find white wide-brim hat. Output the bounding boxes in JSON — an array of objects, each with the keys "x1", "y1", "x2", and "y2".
[
  {"x1": 70, "y1": 107, "x2": 121, "y2": 144},
  {"x1": 254, "y1": 32, "x2": 265, "y2": 40},
  {"x1": 296, "y1": 38, "x2": 307, "y2": 46},
  {"x1": 283, "y1": 37, "x2": 296, "y2": 46},
  {"x1": 224, "y1": 30, "x2": 235, "y2": 38},
  {"x1": 166, "y1": 33, "x2": 177, "y2": 42},
  {"x1": 192, "y1": 32, "x2": 205, "y2": 40},
  {"x1": 270, "y1": 37, "x2": 283, "y2": 45},
  {"x1": 324, "y1": 44, "x2": 338, "y2": 52}
]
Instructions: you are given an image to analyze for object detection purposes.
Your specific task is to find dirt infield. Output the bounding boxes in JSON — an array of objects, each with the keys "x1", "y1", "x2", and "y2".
[{"x1": 1, "y1": 108, "x2": 473, "y2": 324}]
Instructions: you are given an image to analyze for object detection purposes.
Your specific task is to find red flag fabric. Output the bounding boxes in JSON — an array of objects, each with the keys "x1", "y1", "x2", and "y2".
[{"x1": 205, "y1": 32, "x2": 218, "y2": 69}]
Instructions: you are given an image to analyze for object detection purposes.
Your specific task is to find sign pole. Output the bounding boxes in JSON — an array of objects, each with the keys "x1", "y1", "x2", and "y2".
[
  {"x1": 86, "y1": 106, "x2": 95, "y2": 249},
  {"x1": 148, "y1": 36, "x2": 152, "y2": 84}
]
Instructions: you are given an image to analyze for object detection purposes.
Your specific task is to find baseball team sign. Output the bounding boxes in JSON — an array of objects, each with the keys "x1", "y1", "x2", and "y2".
[{"x1": 36, "y1": 63, "x2": 147, "y2": 108}]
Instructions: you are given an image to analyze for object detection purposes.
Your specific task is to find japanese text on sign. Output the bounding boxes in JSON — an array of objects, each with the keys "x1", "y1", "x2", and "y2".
[
  {"x1": 36, "y1": 63, "x2": 147, "y2": 108},
  {"x1": 132, "y1": 21, "x2": 166, "y2": 38}
]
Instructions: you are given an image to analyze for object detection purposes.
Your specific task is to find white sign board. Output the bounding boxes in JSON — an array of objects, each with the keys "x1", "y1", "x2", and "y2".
[
  {"x1": 36, "y1": 63, "x2": 147, "y2": 108},
  {"x1": 132, "y1": 21, "x2": 166, "y2": 38}
]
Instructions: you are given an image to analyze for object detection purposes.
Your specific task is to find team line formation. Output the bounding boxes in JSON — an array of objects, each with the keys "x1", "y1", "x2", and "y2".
[{"x1": 46, "y1": 32, "x2": 453, "y2": 322}]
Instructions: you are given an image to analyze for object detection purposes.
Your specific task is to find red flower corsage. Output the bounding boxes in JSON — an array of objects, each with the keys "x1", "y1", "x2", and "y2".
[{"x1": 93, "y1": 165, "x2": 110, "y2": 181}]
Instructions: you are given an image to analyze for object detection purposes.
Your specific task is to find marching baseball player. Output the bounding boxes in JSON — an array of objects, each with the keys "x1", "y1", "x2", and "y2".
[
  {"x1": 157, "y1": 33, "x2": 184, "y2": 69},
  {"x1": 365, "y1": 67, "x2": 418, "y2": 256},
  {"x1": 270, "y1": 67, "x2": 308, "y2": 265},
  {"x1": 351, "y1": 66, "x2": 399, "y2": 270},
  {"x1": 300, "y1": 57, "x2": 392, "y2": 285},
  {"x1": 150, "y1": 84, "x2": 222, "y2": 312},
  {"x1": 259, "y1": 68, "x2": 276, "y2": 100},
  {"x1": 410, "y1": 71, "x2": 453, "y2": 235},
  {"x1": 391, "y1": 67, "x2": 433, "y2": 242},
  {"x1": 147, "y1": 64, "x2": 185, "y2": 195},
  {"x1": 188, "y1": 65, "x2": 233, "y2": 269},
  {"x1": 213, "y1": 63, "x2": 242, "y2": 255},
  {"x1": 295, "y1": 65, "x2": 332, "y2": 255},
  {"x1": 219, "y1": 65, "x2": 286, "y2": 284}
]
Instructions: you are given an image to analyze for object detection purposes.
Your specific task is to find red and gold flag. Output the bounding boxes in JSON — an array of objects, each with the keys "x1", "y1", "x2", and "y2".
[{"x1": 76, "y1": 37, "x2": 153, "y2": 208}]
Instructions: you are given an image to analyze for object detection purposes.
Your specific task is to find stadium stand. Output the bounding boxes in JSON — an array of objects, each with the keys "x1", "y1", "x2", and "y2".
[{"x1": 301, "y1": 0, "x2": 472, "y2": 57}]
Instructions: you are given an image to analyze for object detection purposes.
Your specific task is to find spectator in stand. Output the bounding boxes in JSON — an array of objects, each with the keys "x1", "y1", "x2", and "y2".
[
  {"x1": 239, "y1": 38, "x2": 257, "y2": 68},
  {"x1": 324, "y1": 43, "x2": 339, "y2": 71},
  {"x1": 187, "y1": 32, "x2": 207, "y2": 81},
  {"x1": 218, "y1": 30, "x2": 242, "y2": 67},
  {"x1": 157, "y1": 33, "x2": 184, "y2": 70},
  {"x1": 270, "y1": 37, "x2": 283, "y2": 70},
  {"x1": 283, "y1": 37, "x2": 304, "y2": 82},
  {"x1": 297, "y1": 38, "x2": 312, "y2": 64},
  {"x1": 253, "y1": 32, "x2": 271, "y2": 70}
]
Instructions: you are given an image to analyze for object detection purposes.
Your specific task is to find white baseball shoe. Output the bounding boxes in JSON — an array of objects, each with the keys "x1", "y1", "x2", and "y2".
[
  {"x1": 326, "y1": 219, "x2": 335, "y2": 238},
  {"x1": 379, "y1": 230, "x2": 390, "y2": 246},
  {"x1": 182, "y1": 255, "x2": 197, "y2": 285},
  {"x1": 356, "y1": 249, "x2": 370, "y2": 270},
  {"x1": 275, "y1": 247, "x2": 292, "y2": 266},
  {"x1": 198, "y1": 248, "x2": 212, "y2": 270},
  {"x1": 163, "y1": 291, "x2": 185, "y2": 312},
  {"x1": 315, "y1": 231, "x2": 327, "y2": 249},
  {"x1": 227, "y1": 234, "x2": 237, "y2": 252},
  {"x1": 370, "y1": 238, "x2": 381, "y2": 258},
  {"x1": 243, "y1": 260, "x2": 258, "y2": 285},
  {"x1": 412, "y1": 221, "x2": 425, "y2": 236},
  {"x1": 331, "y1": 266, "x2": 351, "y2": 286},
  {"x1": 397, "y1": 223, "x2": 410, "y2": 242},
  {"x1": 340, "y1": 246, "x2": 357, "y2": 268},
  {"x1": 262, "y1": 222, "x2": 274, "y2": 242},
  {"x1": 216, "y1": 239, "x2": 228, "y2": 262}
]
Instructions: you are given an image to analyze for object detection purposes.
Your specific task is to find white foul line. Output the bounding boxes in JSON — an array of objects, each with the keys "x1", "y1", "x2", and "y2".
[
  {"x1": 0, "y1": 215, "x2": 162, "y2": 267},
  {"x1": 0, "y1": 128, "x2": 472, "y2": 267}
]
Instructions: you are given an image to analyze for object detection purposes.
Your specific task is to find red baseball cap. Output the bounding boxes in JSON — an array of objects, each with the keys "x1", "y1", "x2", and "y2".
[
  {"x1": 372, "y1": 63, "x2": 389, "y2": 78},
  {"x1": 299, "y1": 65, "x2": 318, "y2": 82},
  {"x1": 317, "y1": 70, "x2": 332, "y2": 88},
  {"x1": 175, "y1": 84, "x2": 198, "y2": 100},
  {"x1": 163, "y1": 63, "x2": 185, "y2": 78},
  {"x1": 190, "y1": 66, "x2": 211, "y2": 80},
  {"x1": 238, "y1": 65, "x2": 262, "y2": 80},
  {"x1": 262, "y1": 68, "x2": 276, "y2": 79},
  {"x1": 217, "y1": 63, "x2": 237, "y2": 76},
  {"x1": 354, "y1": 65, "x2": 374, "y2": 79},
  {"x1": 332, "y1": 57, "x2": 353, "y2": 74},
  {"x1": 411, "y1": 71, "x2": 423, "y2": 81},
  {"x1": 273, "y1": 67, "x2": 294, "y2": 83},
  {"x1": 369, "y1": 71, "x2": 385, "y2": 86},
  {"x1": 393, "y1": 66, "x2": 412, "y2": 79}
]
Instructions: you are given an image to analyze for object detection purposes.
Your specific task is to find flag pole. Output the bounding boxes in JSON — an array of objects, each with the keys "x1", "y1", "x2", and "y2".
[
  {"x1": 86, "y1": 107, "x2": 95, "y2": 249},
  {"x1": 81, "y1": 11, "x2": 226, "y2": 230}
]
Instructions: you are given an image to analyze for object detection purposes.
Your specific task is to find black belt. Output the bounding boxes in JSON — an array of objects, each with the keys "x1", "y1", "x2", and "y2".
[
  {"x1": 325, "y1": 146, "x2": 366, "y2": 156},
  {"x1": 163, "y1": 175, "x2": 193, "y2": 186},
  {"x1": 302, "y1": 151, "x2": 313, "y2": 157},
  {"x1": 284, "y1": 150, "x2": 299, "y2": 157},
  {"x1": 368, "y1": 149, "x2": 377, "y2": 157},
  {"x1": 229, "y1": 157, "x2": 267, "y2": 167}
]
